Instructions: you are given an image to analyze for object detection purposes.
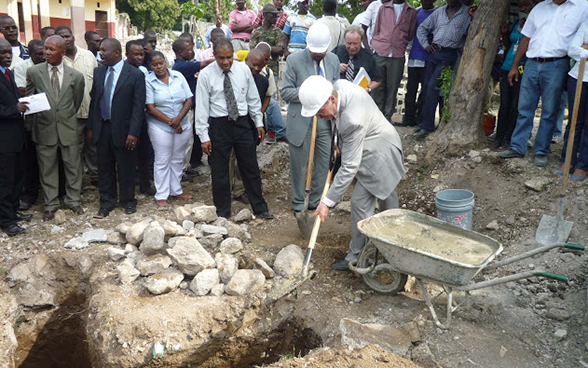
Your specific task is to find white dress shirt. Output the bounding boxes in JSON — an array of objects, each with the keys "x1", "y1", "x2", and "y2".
[
  {"x1": 195, "y1": 60, "x2": 263, "y2": 142},
  {"x1": 14, "y1": 58, "x2": 34, "y2": 88},
  {"x1": 568, "y1": 23, "x2": 588, "y2": 82},
  {"x1": 523, "y1": 0, "x2": 588, "y2": 59},
  {"x1": 64, "y1": 46, "x2": 98, "y2": 119},
  {"x1": 47, "y1": 62, "x2": 64, "y2": 88},
  {"x1": 360, "y1": 0, "x2": 383, "y2": 47}
]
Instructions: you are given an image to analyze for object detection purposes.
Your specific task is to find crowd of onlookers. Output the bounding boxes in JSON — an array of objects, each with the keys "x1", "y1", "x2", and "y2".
[{"x1": 1, "y1": 0, "x2": 588, "y2": 237}]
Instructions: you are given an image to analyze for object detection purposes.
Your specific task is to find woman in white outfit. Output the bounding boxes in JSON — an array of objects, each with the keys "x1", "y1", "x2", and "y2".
[{"x1": 146, "y1": 51, "x2": 193, "y2": 206}]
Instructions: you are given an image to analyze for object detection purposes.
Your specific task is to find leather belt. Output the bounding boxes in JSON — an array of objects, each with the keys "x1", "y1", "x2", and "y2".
[
  {"x1": 232, "y1": 38, "x2": 249, "y2": 42},
  {"x1": 531, "y1": 56, "x2": 567, "y2": 63}
]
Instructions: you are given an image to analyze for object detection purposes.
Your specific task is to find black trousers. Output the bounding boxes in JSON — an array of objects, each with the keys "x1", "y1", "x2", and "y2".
[
  {"x1": 496, "y1": 69, "x2": 521, "y2": 144},
  {"x1": 21, "y1": 130, "x2": 38, "y2": 205},
  {"x1": 209, "y1": 116, "x2": 268, "y2": 217},
  {"x1": 190, "y1": 126, "x2": 203, "y2": 167},
  {"x1": 0, "y1": 151, "x2": 24, "y2": 228},
  {"x1": 137, "y1": 130, "x2": 154, "y2": 191},
  {"x1": 96, "y1": 121, "x2": 138, "y2": 210},
  {"x1": 404, "y1": 66, "x2": 426, "y2": 125}
]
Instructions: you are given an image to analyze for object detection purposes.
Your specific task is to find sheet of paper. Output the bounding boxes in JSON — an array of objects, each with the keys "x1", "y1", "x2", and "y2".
[
  {"x1": 19, "y1": 92, "x2": 51, "y2": 116},
  {"x1": 353, "y1": 67, "x2": 371, "y2": 88}
]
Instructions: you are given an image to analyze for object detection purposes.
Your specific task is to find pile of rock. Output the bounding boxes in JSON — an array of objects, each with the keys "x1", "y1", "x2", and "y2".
[{"x1": 104, "y1": 203, "x2": 303, "y2": 298}]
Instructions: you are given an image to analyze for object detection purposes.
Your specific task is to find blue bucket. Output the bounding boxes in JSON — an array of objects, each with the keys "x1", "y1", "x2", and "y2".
[{"x1": 435, "y1": 189, "x2": 475, "y2": 230}]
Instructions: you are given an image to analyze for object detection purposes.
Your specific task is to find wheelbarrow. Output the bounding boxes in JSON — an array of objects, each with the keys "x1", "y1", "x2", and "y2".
[{"x1": 348, "y1": 209, "x2": 584, "y2": 329}]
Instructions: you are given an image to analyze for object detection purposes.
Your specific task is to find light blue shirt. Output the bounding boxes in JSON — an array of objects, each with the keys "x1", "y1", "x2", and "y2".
[
  {"x1": 104, "y1": 59, "x2": 124, "y2": 112},
  {"x1": 146, "y1": 69, "x2": 193, "y2": 132},
  {"x1": 0, "y1": 65, "x2": 7, "y2": 75}
]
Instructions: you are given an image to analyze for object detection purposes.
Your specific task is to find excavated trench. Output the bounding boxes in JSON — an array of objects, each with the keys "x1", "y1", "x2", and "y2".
[{"x1": 12, "y1": 255, "x2": 322, "y2": 368}]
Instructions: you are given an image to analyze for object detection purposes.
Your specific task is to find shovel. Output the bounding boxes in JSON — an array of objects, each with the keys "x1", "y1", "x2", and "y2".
[
  {"x1": 536, "y1": 57, "x2": 585, "y2": 245},
  {"x1": 296, "y1": 116, "x2": 318, "y2": 239}
]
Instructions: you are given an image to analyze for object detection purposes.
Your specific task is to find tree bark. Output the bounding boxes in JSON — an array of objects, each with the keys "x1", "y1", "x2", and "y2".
[{"x1": 425, "y1": 0, "x2": 511, "y2": 162}]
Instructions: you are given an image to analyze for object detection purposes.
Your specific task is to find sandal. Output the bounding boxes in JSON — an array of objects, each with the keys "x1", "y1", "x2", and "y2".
[
  {"x1": 172, "y1": 194, "x2": 192, "y2": 199},
  {"x1": 155, "y1": 200, "x2": 168, "y2": 206}
]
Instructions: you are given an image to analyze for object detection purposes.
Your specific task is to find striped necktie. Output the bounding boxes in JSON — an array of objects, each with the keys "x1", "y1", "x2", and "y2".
[{"x1": 345, "y1": 55, "x2": 355, "y2": 81}]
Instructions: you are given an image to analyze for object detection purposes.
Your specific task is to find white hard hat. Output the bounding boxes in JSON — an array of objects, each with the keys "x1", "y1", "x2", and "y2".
[
  {"x1": 306, "y1": 23, "x2": 331, "y2": 53},
  {"x1": 299, "y1": 75, "x2": 333, "y2": 117}
]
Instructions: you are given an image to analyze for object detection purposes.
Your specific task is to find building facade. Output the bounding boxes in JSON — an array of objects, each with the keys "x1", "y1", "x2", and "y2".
[{"x1": 0, "y1": 0, "x2": 115, "y2": 47}]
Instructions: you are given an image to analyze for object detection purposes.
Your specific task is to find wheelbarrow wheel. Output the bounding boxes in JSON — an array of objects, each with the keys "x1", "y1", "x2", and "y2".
[{"x1": 357, "y1": 242, "x2": 408, "y2": 295}]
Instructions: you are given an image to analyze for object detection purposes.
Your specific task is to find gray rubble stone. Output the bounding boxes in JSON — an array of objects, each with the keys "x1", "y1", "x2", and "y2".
[
  {"x1": 554, "y1": 329, "x2": 567, "y2": 341},
  {"x1": 233, "y1": 209, "x2": 252, "y2": 222},
  {"x1": 225, "y1": 269, "x2": 266, "y2": 296},
  {"x1": 219, "y1": 237, "x2": 243, "y2": 254},
  {"x1": 144, "y1": 268, "x2": 184, "y2": 295},
  {"x1": 50, "y1": 225, "x2": 64, "y2": 234},
  {"x1": 201, "y1": 224, "x2": 228, "y2": 235},
  {"x1": 406, "y1": 154, "x2": 417, "y2": 164},
  {"x1": 167, "y1": 237, "x2": 216, "y2": 276},
  {"x1": 486, "y1": 220, "x2": 499, "y2": 230},
  {"x1": 54, "y1": 209, "x2": 66, "y2": 224},
  {"x1": 254, "y1": 258, "x2": 275, "y2": 278},
  {"x1": 125, "y1": 251, "x2": 144, "y2": 267},
  {"x1": 140, "y1": 222, "x2": 166, "y2": 254},
  {"x1": 192, "y1": 205, "x2": 218, "y2": 223},
  {"x1": 546, "y1": 308, "x2": 570, "y2": 321},
  {"x1": 212, "y1": 217, "x2": 228, "y2": 227},
  {"x1": 136, "y1": 254, "x2": 173, "y2": 276},
  {"x1": 126, "y1": 218, "x2": 152, "y2": 245},
  {"x1": 273, "y1": 244, "x2": 304, "y2": 279},
  {"x1": 210, "y1": 283, "x2": 225, "y2": 296},
  {"x1": 225, "y1": 221, "x2": 249, "y2": 241},
  {"x1": 190, "y1": 269, "x2": 220, "y2": 296},
  {"x1": 107, "y1": 247, "x2": 126, "y2": 262},
  {"x1": 107, "y1": 231, "x2": 126, "y2": 244},
  {"x1": 163, "y1": 220, "x2": 184, "y2": 236},
  {"x1": 182, "y1": 220, "x2": 195, "y2": 231},
  {"x1": 468, "y1": 150, "x2": 480, "y2": 158},
  {"x1": 82, "y1": 228, "x2": 108, "y2": 243},
  {"x1": 411, "y1": 343, "x2": 439, "y2": 368},
  {"x1": 199, "y1": 233, "x2": 224, "y2": 248},
  {"x1": 78, "y1": 256, "x2": 93, "y2": 276},
  {"x1": 173, "y1": 206, "x2": 192, "y2": 222},
  {"x1": 124, "y1": 243, "x2": 139, "y2": 254},
  {"x1": 215, "y1": 253, "x2": 239, "y2": 283},
  {"x1": 18, "y1": 282, "x2": 56, "y2": 309},
  {"x1": 334, "y1": 201, "x2": 351, "y2": 213},
  {"x1": 116, "y1": 260, "x2": 140, "y2": 284},
  {"x1": 339, "y1": 318, "x2": 413, "y2": 356},
  {"x1": 64, "y1": 237, "x2": 89, "y2": 250},
  {"x1": 115, "y1": 222, "x2": 133, "y2": 234},
  {"x1": 524, "y1": 177, "x2": 551, "y2": 192}
]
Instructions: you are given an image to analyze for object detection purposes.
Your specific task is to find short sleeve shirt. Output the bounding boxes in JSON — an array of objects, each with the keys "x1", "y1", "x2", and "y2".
[
  {"x1": 145, "y1": 70, "x2": 194, "y2": 132},
  {"x1": 283, "y1": 13, "x2": 317, "y2": 52},
  {"x1": 250, "y1": 26, "x2": 284, "y2": 75}
]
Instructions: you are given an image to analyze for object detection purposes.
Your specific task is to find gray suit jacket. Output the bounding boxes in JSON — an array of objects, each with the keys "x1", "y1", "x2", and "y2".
[
  {"x1": 26, "y1": 62, "x2": 85, "y2": 146},
  {"x1": 281, "y1": 49, "x2": 339, "y2": 147},
  {"x1": 325, "y1": 80, "x2": 405, "y2": 204}
]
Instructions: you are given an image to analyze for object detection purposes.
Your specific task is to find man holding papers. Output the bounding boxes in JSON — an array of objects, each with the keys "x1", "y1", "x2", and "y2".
[
  {"x1": 26, "y1": 35, "x2": 85, "y2": 221},
  {"x1": 0, "y1": 38, "x2": 31, "y2": 236},
  {"x1": 331, "y1": 25, "x2": 381, "y2": 94}
]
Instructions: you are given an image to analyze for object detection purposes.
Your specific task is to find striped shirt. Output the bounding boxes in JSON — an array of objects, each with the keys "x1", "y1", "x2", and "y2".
[
  {"x1": 416, "y1": 4, "x2": 470, "y2": 50},
  {"x1": 283, "y1": 13, "x2": 317, "y2": 52}
]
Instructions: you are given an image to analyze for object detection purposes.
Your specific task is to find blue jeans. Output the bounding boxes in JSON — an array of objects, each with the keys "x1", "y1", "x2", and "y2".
[
  {"x1": 554, "y1": 91, "x2": 568, "y2": 138},
  {"x1": 510, "y1": 58, "x2": 569, "y2": 156},
  {"x1": 419, "y1": 48, "x2": 459, "y2": 132},
  {"x1": 561, "y1": 77, "x2": 588, "y2": 170},
  {"x1": 266, "y1": 98, "x2": 287, "y2": 138}
]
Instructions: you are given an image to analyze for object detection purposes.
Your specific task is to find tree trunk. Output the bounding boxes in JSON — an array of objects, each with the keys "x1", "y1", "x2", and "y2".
[{"x1": 425, "y1": 0, "x2": 510, "y2": 162}]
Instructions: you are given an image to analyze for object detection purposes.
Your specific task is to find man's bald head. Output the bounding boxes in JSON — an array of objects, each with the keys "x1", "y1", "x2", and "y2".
[
  {"x1": 44, "y1": 35, "x2": 66, "y2": 66},
  {"x1": 245, "y1": 49, "x2": 266, "y2": 76},
  {"x1": 0, "y1": 38, "x2": 12, "y2": 68}
]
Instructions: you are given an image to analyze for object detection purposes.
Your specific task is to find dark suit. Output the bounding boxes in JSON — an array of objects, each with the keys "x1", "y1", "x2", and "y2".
[
  {"x1": 26, "y1": 62, "x2": 85, "y2": 211},
  {"x1": 88, "y1": 61, "x2": 146, "y2": 210},
  {"x1": 0, "y1": 68, "x2": 26, "y2": 228}
]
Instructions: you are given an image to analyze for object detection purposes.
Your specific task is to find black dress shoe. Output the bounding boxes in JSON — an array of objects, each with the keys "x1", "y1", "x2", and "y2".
[
  {"x1": 256, "y1": 211, "x2": 275, "y2": 219},
  {"x1": 3, "y1": 223, "x2": 26, "y2": 236},
  {"x1": 235, "y1": 192, "x2": 250, "y2": 205},
  {"x1": 94, "y1": 208, "x2": 110, "y2": 219},
  {"x1": 181, "y1": 174, "x2": 193, "y2": 182},
  {"x1": 16, "y1": 212, "x2": 33, "y2": 222},
  {"x1": 124, "y1": 207, "x2": 137, "y2": 215},
  {"x1": 185, "y1": 167, "x2": 199, "y2": 177},
  {"x1": 70, "y1": 206, "x2": 84, "y2": 215},
  {"x1": 19, "y1": 200, "x2": 33, "y2": 211},
  {"x1": 140, "y1": 186, "x2": 156, "y2": 196},
  {"x1": 393, "y1": 121, "x2": 417, "y2": 127},
  {"x1": 331, "y1": 259, "x2": 350, "y2": 271},
  {"x1": 415, "y1": 129, "x2": 430, "y2": 139},
  {"x1": 43, "y1": 210, "x2": 55, "y2": 221}
]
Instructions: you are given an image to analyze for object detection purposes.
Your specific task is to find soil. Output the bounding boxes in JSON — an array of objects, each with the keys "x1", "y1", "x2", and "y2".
[{"x1": 2, "y1": 110, "x2": 588, "y2": 368}]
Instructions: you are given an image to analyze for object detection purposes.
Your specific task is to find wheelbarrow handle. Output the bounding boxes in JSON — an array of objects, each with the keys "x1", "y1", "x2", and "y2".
[
  {"x1": 534, "y1": 272, "x2": 568, "y2": 282},
  {"x1": 485, "y1": 242, "x2": 585, "y2": 270}
]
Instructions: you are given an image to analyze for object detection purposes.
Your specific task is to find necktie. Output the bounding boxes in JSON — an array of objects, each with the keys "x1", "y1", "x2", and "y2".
[
  {"x1": 101, "y1": 66, "x2": 114, "y2": 120},
  {"x1": 223, "y1": 71, "x2": 239, "y2": 121},
  {"x1": 4, "y1": 69, "x2": 11, "y2": 83},
  {"x1": 317, "y1": 62, "x2": 324, "y2": 77},
  {"x1": 345, "y1": 55, "x2": 355, "y2": 82},
  {"x1": 51, "y1": 66, "x2": 60, "y2": 99}
]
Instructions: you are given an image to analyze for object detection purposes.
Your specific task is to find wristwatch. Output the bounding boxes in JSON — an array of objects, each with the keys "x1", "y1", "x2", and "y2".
[{"x1": 367, "y1": 86, "x2": 372, "y2": 93}]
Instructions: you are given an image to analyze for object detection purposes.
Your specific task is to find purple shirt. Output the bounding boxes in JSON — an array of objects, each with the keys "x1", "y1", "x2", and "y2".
[{"x1": 408, "y1": 7, "x2": 435, "y2": 62}]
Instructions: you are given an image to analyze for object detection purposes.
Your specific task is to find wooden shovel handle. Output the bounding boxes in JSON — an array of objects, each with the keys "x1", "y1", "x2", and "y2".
[
  {"x1": 561, "y1": 57, "x2": 586, "y2": 196},
  {"x1": 305, "y1": 116, "x2": 318, "y2": 192}
]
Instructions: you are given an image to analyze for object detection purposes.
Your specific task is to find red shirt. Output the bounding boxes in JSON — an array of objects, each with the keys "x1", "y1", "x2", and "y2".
[
  {"x1": 371, "y1": 2, "x2": 417, "y2": 58},
  {"x1": 252, "y1": 11, "x2": 289, "y2": 30}
]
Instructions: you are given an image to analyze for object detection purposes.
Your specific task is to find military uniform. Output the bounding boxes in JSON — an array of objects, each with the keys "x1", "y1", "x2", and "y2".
[{"x1": 250, "y1": 26, "x2": 284, "y2": 76}]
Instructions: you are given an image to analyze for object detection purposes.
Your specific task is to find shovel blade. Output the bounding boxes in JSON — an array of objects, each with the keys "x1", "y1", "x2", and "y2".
[
  {"x1": 296, "y1": 210, "x2": 314, "y2": 240},
  {"x1": 265, "y1": 270, "x2": 317, "y2": 304},
  {"x1": 535, "y1": 214, "x2": 573, "y2": 246}
]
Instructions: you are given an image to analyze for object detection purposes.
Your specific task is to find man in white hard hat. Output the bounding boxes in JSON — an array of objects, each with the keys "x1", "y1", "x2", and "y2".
[
  {"x1": 281, "y1": 23, "x2": 340, "y2": 215},
  {"x1": 299, "y1": 75, "x2": 405, "y2": 271}
]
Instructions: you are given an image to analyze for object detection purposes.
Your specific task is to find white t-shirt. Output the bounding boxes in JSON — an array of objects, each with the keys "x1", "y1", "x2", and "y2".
[
  {"x1": 360, "y1": 0, "x2": 383, "y2": 47},
  {"x1": 393, "y1": 3, "x2": 404, "y2": 22},
  {"x1": 12, "y1": 45, "x2": 21, "y2": 58},
  {"x1": 522, "y1": 0, "x2": 588, "y2": 58}
]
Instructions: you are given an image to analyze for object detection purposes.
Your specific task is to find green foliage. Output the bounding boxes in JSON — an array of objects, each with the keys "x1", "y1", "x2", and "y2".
[
  {"x1": 117, "y1": 0, "x2": 180, "y2": 32},
  {"x1": 439, "y1": 66, "x2": 454, "y2": 123},
  {"x1": 180, "y1": 1, "x2": 206, "y2": 19},
  {"x1": 278, "y1": 346, "x2": 297, "y2": 361}
]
